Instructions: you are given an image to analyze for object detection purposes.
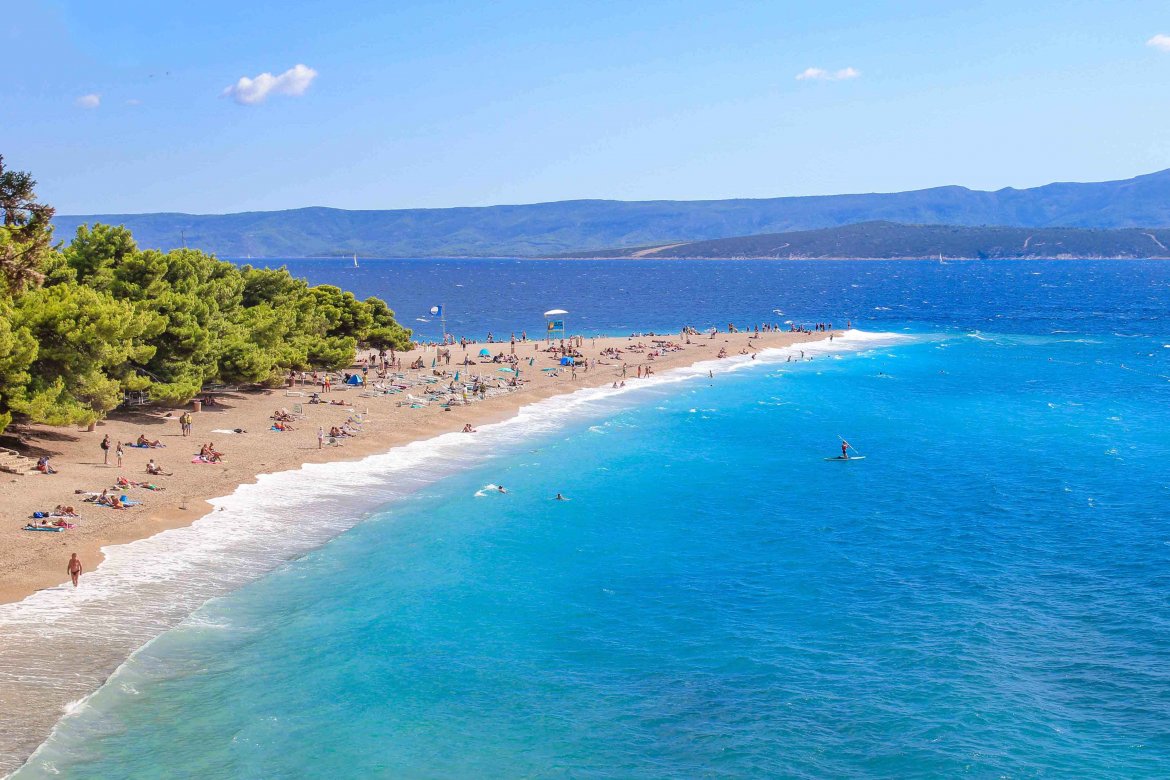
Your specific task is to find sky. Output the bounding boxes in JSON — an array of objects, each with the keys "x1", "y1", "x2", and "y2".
[{"x1": 4, "y1": 0, "x2": 1170, "y2": 215}]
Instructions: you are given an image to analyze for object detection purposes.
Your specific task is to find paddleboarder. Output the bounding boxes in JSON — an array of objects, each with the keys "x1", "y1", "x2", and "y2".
[{"x1": 840, "y1": 440, "x2": 851, "y2": 459}]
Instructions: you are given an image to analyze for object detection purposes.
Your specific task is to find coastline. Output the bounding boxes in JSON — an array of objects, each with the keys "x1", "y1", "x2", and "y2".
[
  {"x1": 0, "y1": 327, "x2": 870, "y2": 777},
  {"x1": 0, "y1": 329, "x2": 834, "y2": 607}
]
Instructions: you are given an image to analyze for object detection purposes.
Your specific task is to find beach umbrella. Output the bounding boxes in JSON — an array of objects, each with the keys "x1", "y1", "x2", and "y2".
[
  {"x1": 544, "y1": 309, "x2": 569, "y2": 317},
  {"x1": 479, "y1": 348, "x2": 491, "y2": 356}
]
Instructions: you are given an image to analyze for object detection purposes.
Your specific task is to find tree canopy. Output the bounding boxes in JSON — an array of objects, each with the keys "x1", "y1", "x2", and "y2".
[{"x1": 0, "y1": 160, "x2": 412, "y2": 435}]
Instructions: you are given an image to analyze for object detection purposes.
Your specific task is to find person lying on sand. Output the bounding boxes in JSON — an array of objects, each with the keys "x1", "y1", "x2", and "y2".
[
  {"x1": 135, "y1": 434, "x2": 165, "y2": 448},
  {"x1": 88, "y1": 490, "x2": 125, "y2": 509},
  {"x1": 145, "y1": 459, "x2": 172, "y2": 476},
  {"x1": 117, "y1": 476, "x2": 166, "y2": 490}
]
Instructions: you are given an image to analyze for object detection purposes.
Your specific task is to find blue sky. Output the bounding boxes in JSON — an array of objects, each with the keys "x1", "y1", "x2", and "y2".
[{"x1": 4, "y1": 0, "x2": 1170, "y2": 214}]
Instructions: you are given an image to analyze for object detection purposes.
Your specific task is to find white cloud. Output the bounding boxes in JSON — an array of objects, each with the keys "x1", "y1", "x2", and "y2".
[
  {"x1": 75, "y1": 93, "x2": 100, "y2": 109},
  {"x1": 222, "y1": 64, "x2": 318, "y2": 105},
  {"x1": 795, "y1": 67, "x2": 860, "y2": 82},
  {"x1": 1147, "y1": 33, "x2": 1170, "y2": 51}
]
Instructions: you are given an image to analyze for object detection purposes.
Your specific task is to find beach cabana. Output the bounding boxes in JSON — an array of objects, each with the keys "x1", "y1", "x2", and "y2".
[
  {"x1": 478, "y1": 348, "x2": 491, "y2": 356},
  {"x1": 345, "y1": 374, "x2": 363, "y2": 386},
  {"x1": 560, "y1": 357, "x2": 575, "y2": 366},
  {"x1": 544, "y1": 309, "x2": 568, "y2": 342}
]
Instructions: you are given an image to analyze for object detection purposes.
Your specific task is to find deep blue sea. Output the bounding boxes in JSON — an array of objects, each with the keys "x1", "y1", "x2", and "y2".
[{"x1": 11, "y1": 260, "x2": 1170, "y2": 779}]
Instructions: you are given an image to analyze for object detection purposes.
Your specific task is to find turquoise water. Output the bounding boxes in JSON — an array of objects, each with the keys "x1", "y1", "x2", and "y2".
[{"x1": 18, "y1": 322, "x2": 1170, "y2": 778}]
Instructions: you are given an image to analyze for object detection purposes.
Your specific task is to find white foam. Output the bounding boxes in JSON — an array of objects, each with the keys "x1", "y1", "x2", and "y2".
[{"x1": 0, "y1": 329, "x2": 909, "y2": 777}]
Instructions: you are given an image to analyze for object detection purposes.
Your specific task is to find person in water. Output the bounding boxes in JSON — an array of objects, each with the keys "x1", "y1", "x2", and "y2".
[
  {"x1": 67, "y1": 552, "x2": 83, "y2": 587},
  {"x1": 554, "y1": 493, "x2": 568, "y2": 501}
]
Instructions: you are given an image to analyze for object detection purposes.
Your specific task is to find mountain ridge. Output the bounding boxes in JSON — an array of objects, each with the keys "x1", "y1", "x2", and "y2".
[
  {"x1": 52, "y1": 169, "x2": 1170, "y2": 257},
  {"x1": 556, "y1": 221, "x2": 1170, "y2": 260}
]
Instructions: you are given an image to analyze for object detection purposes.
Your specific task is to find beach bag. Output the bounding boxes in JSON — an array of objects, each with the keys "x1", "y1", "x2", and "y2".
[{"x1": 33, "y1": 511, "x2": 46, "y2": 518}]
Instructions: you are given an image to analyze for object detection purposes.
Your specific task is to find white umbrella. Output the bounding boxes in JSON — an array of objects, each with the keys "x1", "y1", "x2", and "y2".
[{"x1": 544, "y1": 309, "x2": 568, "y2": 317}]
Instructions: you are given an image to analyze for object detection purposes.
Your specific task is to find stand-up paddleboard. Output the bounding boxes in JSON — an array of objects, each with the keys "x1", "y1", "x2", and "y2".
[{"x1": 831, "y1": 435, "x2": 865, "y2": 461}]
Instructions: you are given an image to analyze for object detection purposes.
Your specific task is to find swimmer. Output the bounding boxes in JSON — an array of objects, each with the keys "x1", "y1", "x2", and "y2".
[
  {"x1": 497, "y1": 485, "x2": 507, "y2": 494},
  {"x1": 554, "y1": 493, "x2": 568, "y2": 501}
]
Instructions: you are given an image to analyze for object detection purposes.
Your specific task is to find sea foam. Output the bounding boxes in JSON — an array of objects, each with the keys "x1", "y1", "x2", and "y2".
[{"x1": 0, "y1": 330, "x2": 907, "y2": 777}]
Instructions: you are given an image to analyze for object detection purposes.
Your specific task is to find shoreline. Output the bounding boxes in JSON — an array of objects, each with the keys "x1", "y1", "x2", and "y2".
[
  {"x1": 0, "y1": 328, "x2": 865, "y2": 777},
  {"x1": 0, "y1": 329, "x2": 835, "y2": 607}
]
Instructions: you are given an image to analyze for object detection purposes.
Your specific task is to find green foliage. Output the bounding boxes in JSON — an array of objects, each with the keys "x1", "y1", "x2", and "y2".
[
  {"x1": 12, "y1": 283, "x2": 162, "y2": 425},
  {"x1": 0, "y1": 296, "x2": 38, "y2": 433},
  {"x1": 0, "y1": 155, "x2": 55, "y2": 292},
  {"x1": 0, "y1": 157, "x2": 413, "y2": 434}
]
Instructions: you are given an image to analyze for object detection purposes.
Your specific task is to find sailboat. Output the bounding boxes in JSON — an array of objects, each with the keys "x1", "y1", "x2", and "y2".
[{"x1": 353, "y1": 253, "x2": 359, "y2": 268}]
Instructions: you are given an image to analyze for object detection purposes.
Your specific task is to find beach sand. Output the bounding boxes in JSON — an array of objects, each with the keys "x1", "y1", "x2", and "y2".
[
  {"x1": 0, "y1": 328, "x2": 838, "y2": 777},
  {"x1": 0, "y1": 329, "x2": 833, "y2": 607}
]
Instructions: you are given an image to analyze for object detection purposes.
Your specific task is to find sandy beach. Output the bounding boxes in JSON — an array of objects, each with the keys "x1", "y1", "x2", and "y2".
[
  {"x1": 0, "y1": 326, "x2": 844, "y2": 776},
  {"x1": 0, "y1": 328, "x2": 834, "y2": 607}
]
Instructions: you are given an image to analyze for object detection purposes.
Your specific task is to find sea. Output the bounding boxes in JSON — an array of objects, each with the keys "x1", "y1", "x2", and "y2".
[{"x1": 4, "y1": 259, "x2": 1170, "y2": 779}]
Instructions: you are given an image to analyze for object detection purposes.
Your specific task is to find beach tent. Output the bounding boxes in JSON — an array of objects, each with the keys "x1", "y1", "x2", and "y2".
[
  {"x1": 345, "y1": 374, "x2": 363, "y2": 385},
  {"x1": 479, "y1": 348, "x2": 491, "y2": 356},
  {"x1": 560, "y1": 357, "x2": 575, "y2": 366}
]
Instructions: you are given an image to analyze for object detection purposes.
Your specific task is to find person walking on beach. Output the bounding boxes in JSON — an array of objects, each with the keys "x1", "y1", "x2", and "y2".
[
  {"x1": 116, "y1": 441, "x2": 124, "y2": 468},
  {"x1": 67, "y1": 553, "x2": 83, "y2": 587},
  {"x1": 317, "y1": 426, "x2": 325, "y2": 449},
  {"x1": 100, "y1": 434, "x2": 111, "y2": 465}
]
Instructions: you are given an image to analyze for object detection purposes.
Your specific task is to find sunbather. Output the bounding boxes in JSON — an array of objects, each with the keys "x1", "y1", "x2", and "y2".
[
  {"x1": 135, "y1": 434, "x2": 164, "y2": 448},
  {"x1": 146, "y1": 459, "x2": 172, "y2": 476},
  {"x1": 198, "y1": 443, "x2": 224, "y2": 463}
]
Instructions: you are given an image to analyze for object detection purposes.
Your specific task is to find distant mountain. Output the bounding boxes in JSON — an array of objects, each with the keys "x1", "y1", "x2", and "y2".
[
  {"x1": 559, "y1": 222, "x2": 1170, "y2": 259},
  {"x1": 52, "y1": 169, "x2": 1170, "y2": 258}
]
